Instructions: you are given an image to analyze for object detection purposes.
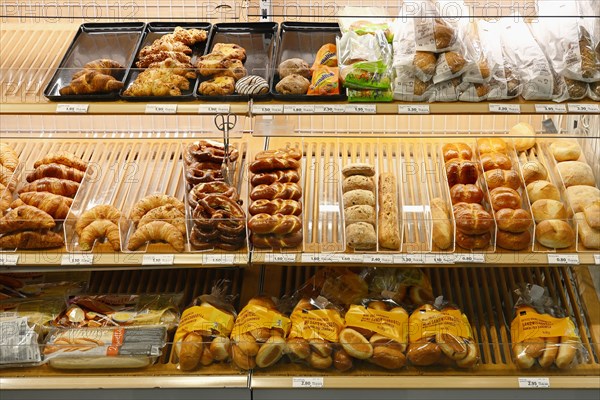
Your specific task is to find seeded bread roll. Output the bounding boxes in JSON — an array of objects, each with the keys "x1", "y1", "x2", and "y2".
[
  {"x1": 278, "y1": 58, "x2": 311, "y2": 79},
  {"x1": 343, "y1": 189, "x2": 375, "y2": 208},
  {"x1": 345, "y1": 205, "x2": 375, "y2": 226},
  {"x1": 346, "y1": 222, "x2": 376, "y2": 250},
  {"x1": 342, "y1": 163, "x2": 376, "y2": 178},
  {"x1": 275, "y1": 74, "x2": 310, "y2": 95},
  {"x1": 343, "y1": 175, "x2": 375, "y2": 193}
]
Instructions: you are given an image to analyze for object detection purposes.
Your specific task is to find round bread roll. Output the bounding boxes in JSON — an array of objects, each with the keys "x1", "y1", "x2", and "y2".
[
  {"x1": 531, "y1": 199, "x2": 568, "y2": 223},
  {"x1": 550, "y1": 141, "x2": 581, "y2": 162},
  {"x1": 485, "y1": 169, "x2": 521, "y2": 191},
  {"x1": 536, "y1": 220, "x2": 575, "y2": 249},
  {"x1": 477, "y1": 138, "x2": 508, "y2": 154},
  {"x1": 480, "y1": 152, "x2": 512, "y2": 171},
  {"x1": 343, "y1": 189, "x2": 375, "y2": 208},
  {"x1": 450, "y1": 184, "x2": 483, "y2": 204},
  {"x1": 526, "y1": 180, "x2": 560, "y2": 203},
  {"x1": 496, "y1": 230, "x2": 532, "y2": 251},
  {"x1": 275, "y1": 74, "x2": 310, "y2": 95},
  {"x1": 556, "y1": 161, "x2": 595, "y2": 188},
  {"x1": 521, "y1": 160, "x2": 548, "y2": 184},
  {"x1": 490, "y1": 187, "x2": 522, "y2": 211},
  {"x1": 565, "y1": 185, "x2": 600, "y2": 213},
  {"x1": 343, "y1": 175, "x2": 374, "y2": 192},
  {"x1": 495, "y1": 208, "x2": 532, "y2": 233},
  {"x1": 510, "y1": 123, "x2": 536, "y2": 151},
  {"x1": 278, "y1": 58, "x2": 311, "y2": 79}
]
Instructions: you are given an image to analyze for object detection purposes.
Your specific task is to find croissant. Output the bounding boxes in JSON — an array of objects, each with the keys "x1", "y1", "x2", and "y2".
[
  {"x1": 34, "y1": 151, "x2": 88, "y2": 172},
  {"x1": 0, "y1": 230, "x2": 64, "y2": 249},
  {"x1": 72, "y1": 59, "x2": 124, "y2": 79},
  {"x1": 26, "y1": 163, "x2": 86, "y2": 183},
  {"x1": 17, "y1": 192, "x2": 72, "y2": 220},
  {"x1": 18, "y1": 177, "x2": 80, "y2": 198},
  {"x1": 72, "y1": 204, "x2": 121, "y2": 236},
  {"x1": 138, "y1": 204, "x2": 186, "y2": 235},
  {"x1": 0, "y1": 205, "x2": 55, "y2": 234},
  {"x1": 139, "y1": 39, "x2": 193, "y2": 58},
  {"x1": 79, "y1": 219, "x2": 120, "y2": 251},
  {"x1": 0, "y1": 183, "x2": 11, "y2": 215},
  {"x1": 129, "y1": 194, "x2": 185, "y2": 224},
  {"x1": 0, "y1": 143, "x2": 19, "y2": 171},
  {"x1": 127, "y1": 220, "x2": 185, "y2": 252},
  {"x1": 0, "y1": 165, "x2": 17, "y2": 191},
  {"x1": 59, "y1": 70, "x2": 124, "y2": 95}
]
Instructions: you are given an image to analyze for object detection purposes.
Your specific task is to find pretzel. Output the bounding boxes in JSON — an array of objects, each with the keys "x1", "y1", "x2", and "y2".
[
  {"x1": 251, "y1": 231, "x2": 303, "y2": 249},
  {"x1": 185, "y1": 162, "x2": 224, "y2": 186},
  {"x1": 251, "y1": 170, "x2": 300, "y2": 186},
  {"x1": 255, "y1": 148, "x2": 302, "y2": 161},
  {"x1": 190, "y1": 226, "x2": 245, "y2": 251},
  {"x1": 193, "y1": 194, "x2": 245, "y2": 236},
  {"x1": 249, "y1": 199, "x2": 302, "y2": 216},
  {"x1": 250, "y1": 182, "x2": 302, "y2": 201},
  {"x1": 249, "y1": 157, "x2": 300, "y2": 173},
  {"x1": 248, "y1": 213, "x2": 302, "y2": 235},
  {"x1": 189, "y1": 181, "x2": 238, "y2": 209},
  {"x1": 185, "y1": 140, "x2": 239, "y2": 165}
]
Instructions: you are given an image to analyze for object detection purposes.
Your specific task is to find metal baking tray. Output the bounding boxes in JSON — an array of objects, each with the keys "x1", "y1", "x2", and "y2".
[
  {"x1": 194, "y1": 22, "x2": 277, "y2": 102},
  {"x1": 271, "y1": 22, "x2": 345, "y2": 101},
  {"x1": 44, "y1": 23, "x2": 145, "y2": 101},
  {"x1": 120, "y1": 22, "x2": 211, "y2": 102}
]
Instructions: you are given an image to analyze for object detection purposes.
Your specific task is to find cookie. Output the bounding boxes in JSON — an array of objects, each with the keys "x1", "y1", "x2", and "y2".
[
  {"x1": 342, "y1": 175, "x2": 375, "y2": 193},
  {"x1": 342, "y1": 163, "x2": 375, "y2": 178},
  {"x1": 343, "y1": 189, "x2": 375, "y2": 208},
  {"x1": 346, "y1": 222, "x2": 376, "y2": 250},
  {"x1": 345, "y1": 205, "x2": 375, "y2": 226},
  {"x1": 235, "y1": 75, "x2": 269, "y2": 95}
]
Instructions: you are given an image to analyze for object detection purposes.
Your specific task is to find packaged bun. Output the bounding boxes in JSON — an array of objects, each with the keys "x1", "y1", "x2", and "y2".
[
  {"x1": 407, "y1": 298, "x2": 479, "y2": 368},
  {"x1": 173, "y1": 281, "x2": 236, "y2": 371},
  {"x1": 511, "y1": 284, "x2": 586, "y2": 369}
]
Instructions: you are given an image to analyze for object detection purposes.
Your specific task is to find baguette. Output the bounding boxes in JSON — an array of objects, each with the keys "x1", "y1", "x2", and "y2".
[{"x1": 377, "y1": 173, "x2": 401, "y2": 250}]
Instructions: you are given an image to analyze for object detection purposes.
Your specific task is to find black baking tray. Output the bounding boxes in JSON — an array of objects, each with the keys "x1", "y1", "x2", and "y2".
[
  {"x1": 271, "y1": 22, "x2": 345, "y2": 101},
  {"x1": 44, "y1": 23, "x2": 145, "y2": 101},
  {"x1": 120, "y1": 22, "x2": 212, "y2": 102},
  {"x1": 194, "y1": 22, "x2": 278, "y2": 102}
]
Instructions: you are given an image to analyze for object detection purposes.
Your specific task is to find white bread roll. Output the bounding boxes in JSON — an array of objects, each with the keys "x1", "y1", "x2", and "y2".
[
  {"x1": 526, "y1": 180, "x2": 560, "y2": 203},
  {"x1": 556, "y1": 161, "x2": 595, "y2": 188},
  {"x1": 549, "y1": 140, "x2": 581, "y2": 162},
  {"x1": 536, "y1": 220, "x2": 575, "y2": 249},
  {"x1": 574, "y1": 212, "x2": 600, "y2": 249},
  {"x1": 565, "y1": 185, "x2": 600, "y2": 213}
]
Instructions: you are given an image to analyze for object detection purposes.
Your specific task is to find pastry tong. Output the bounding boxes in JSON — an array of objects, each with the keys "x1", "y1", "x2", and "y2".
[{"x1": 214, "y1": 113, "x2": 237, "y2": 185}]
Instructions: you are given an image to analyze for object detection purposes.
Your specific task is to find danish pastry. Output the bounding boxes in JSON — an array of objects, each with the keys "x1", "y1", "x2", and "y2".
[{"x1": 198, "y1": 76, "x2": 235, "y2": 96}]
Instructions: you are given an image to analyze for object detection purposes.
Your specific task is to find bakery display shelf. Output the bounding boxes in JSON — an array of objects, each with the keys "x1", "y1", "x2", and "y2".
[
  {"x1": 254, "y1": 265, "x2": 600, "y2": 389},
  {"x1": 2, "y1": 22, "x2": 599, "y2": 116}
]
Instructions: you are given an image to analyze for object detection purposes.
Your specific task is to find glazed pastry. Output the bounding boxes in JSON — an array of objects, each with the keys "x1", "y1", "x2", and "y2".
[
  {"x1": 278, "y1": 58, "x2": 311, "y2": 79},
  {"x1": 251, "y1": 231, "x2": 303, "y2": 249},
  {"x1": 198, "y1": 76, "x2": 235, "y2": 96},
  {"x1": 136, "y1": 51, "x2": 191, "y2": 69},
  {"x1": 196, "y1": 52, "x2": 229, "y2": 77},
  {"x1": 235, "y1": 75, "x2": 269, "y2": 95},
  {"x1": 275, "y1": 74, "x2": 310, "y2": 95},
  {"x1": 212, "y1": 43, "x2": 246, "y2": 62},
  {"x1": 124, "y1": 68, "x2": 190, "y2": 96}
]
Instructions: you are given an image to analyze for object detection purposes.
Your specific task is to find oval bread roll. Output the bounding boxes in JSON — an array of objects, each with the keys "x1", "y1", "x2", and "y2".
[
  {"x1": 521, "y1": 160, "x2": 548, "y2": 184},
  {"x1": 495, "y1": 208, "x2": 533, "y2": 233},
  {"x1": 339, "y1": 328, "x2": 373, "y2": 360},
  {"x1": 536, "y1": 220, "x2": 575, "y2": 249},
  {"x1": 556, "y1": 161, "x2": 595, "y2": 188},
  {"x1": 526, "y1": 180, "x2": 560, "y2": 203},
  {"x1": 583, "y1": 200, "x2": 600, "y2": 229},
  {"x1": 430, "y1": 197, "x2": 452, "y2": 250},
  {"x1": 343, "y1": 189, "x2": 375, "y2": 208},
  {"x1": 531, "y1": 199, "x2": 568, "y2": 223},
  {"x1": 496, "y1": 230, "x2": 532, "y2": 251},
  {"x1": 550, "y1": 141, "x2": 581, "y2": 162},
  {"x1": 346, "y1": 222, "x2": 377, "y2": 250},
  {"x1": 565, "y1": 185, "x2": 600, "y2": 213},
  {"x1": 574, "y1": 212, "x2": 600, "y2": 249},
  {"x1": 343, "y1": 175, "x2": 374, "y2": 192},
  {"x1": 344, "y1": 205, "x2": 375, "y2": 226}
]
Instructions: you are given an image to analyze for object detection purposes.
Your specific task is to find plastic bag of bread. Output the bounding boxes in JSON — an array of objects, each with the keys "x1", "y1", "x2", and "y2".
[
  {"x1": 338, "y1": 7, "x2": 394, "y2": 43},
  {"x1": 297, "y1": 268, "x2": 369, "y2": 307},
  {"x1": 393, "y1": 71, "x2": 434, "y2": 101},
  {"x1": 43, "y1": 325, "x2": 167, "y2": 370},
  {"x1": 286, "y1": 296, "x2": 346, "y2": 371},
  {"x1": 51, "y1": 293, "x2": 181, "y2": 329},
  {"x1": 173, "y1": 281, "x2": 236, "y2": 371},
  {"x1": 407, "y1": 298, "x2": 479, "y2": 368},
  {"x1": 229, "y1": 296, "x2": 290, "y2": 370},
  {"x1": 347, "y1": 87, "x2": 393, "y2": 102},
  {"x1": 342, "y1": 298, "x2": 409, "y2": 370},
  {"x1": 367, "y1": 268, "x2": 434, "y2": 306},
  {"x1": 307, "y1": 65, "x2": 340, "y2": 96},
  {"x1": 511, "y1": 284, "x2": 586, "y2": 369}
]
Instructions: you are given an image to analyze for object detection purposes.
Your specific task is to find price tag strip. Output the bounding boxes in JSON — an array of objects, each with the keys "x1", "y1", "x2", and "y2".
[
  {"x1": 142, "y1": 254, "x2": 174, "y2": 266},
  {"x1": 145, "y1": 104, "x2": 177, "y2": 114},
  {"x1": 0, "y1": 254, "x2": 19, "y2": 266},
  {"x1": 398, "y1": 104, "x2": 430, "y2": 114},
  {"x1": 568, "y1": 103, "x2": 600, "y2": 113},
  {"x1": 363, "y1": 254, "x2": 394, "y2": 264},
  {"x1": 252, "y1": 104, "x2": 284, "y2": 114},
  {"x1": 518, "y1": 377, "x2": 550, "y2": 389},
  {"x1": 455, "y1": 253, "x2": 486, "y2": 263},
  {"x1": 265, "y1": 253, "x2": 297, "y2": 263},
  {"x1": 489, "y1": 103, "x2": 521, "y2": 114},
  {"x1": 61, "y1": 253, "x2": 93, "y2": 266},
  {"x1": 283, "y1": 105, "x2": 315, "y2": 114},
  {"x1": 394, "y1": 254, "x2": 425, "y2": 264},
  {"x1": 595, "y1": 254, "x2": 600, "y2": 265},
  {"x1": 424, "y1": 254, "x2": 455, "y2": 264},
  {"x1": 56, "y1": 103, "x2": 89, "y2": 113},
  {"x1": 292, "y1": 377, "x2": 324, "y2": 388},
  {"x1": 314, "y1": 104, "x2": 347, "y2": 113},
  {"x1": 198, "y1": 104, "x2": 230, "y2": 114},
  {"x1": 345, "y1": 104, "x2": 376, "y2": 114},
  {"x1": 535, "y1": 104, "x2": 567, "y2": 113},
  {"x1": 547, "y1": 254, "x2": 580, "y2": 265},
  {"x1": 204, "y1": 254, "x2": 235, "y2": 265}
]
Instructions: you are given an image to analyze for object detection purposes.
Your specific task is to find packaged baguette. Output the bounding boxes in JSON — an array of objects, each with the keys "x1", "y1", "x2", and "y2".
[
  {"x1": 173, "y1": 281, "x2": 236, "y2": 371},
  {"x1": 511, "y1": 284, "x2": 586, "y2": 369},
  {"x1": 342, "y1": 299, "x2": 408, "y2": 370},
  {"x1": 407, "y1": 297, "x2": 479, "y2": 368},
  {"x1": 230, "y1": 296, "x2": 290, "y2": 370}
]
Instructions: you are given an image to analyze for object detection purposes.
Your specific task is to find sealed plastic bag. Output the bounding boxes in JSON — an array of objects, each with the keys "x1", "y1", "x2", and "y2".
[
  {"x1": 298, "y1": 268, "x2": 369, "y2": 307},
  {"x1": 367, "y1": 268, "x2": 434, "y2": 306},
  {"x1": 311, "y1": 44, "x2": 338, "y2": 69},
  {"x1": 308, "y1": 65, "x2": 340, "y2": 96},
  {"x1": 510, "y1": 284, "x2": 586, "y2": 369},
  {"x1": 338, "y1": 31, "x2": 393, "y2": 90},
  {"x1": 173, "y1": 280, "x2": 236, "y2": 371},
  {"x1": 0, "y1": 313, "x2": 42, "y2": 367},
  {"x1": 338, "y1": 7, "x2": 394, "y2": 43}
]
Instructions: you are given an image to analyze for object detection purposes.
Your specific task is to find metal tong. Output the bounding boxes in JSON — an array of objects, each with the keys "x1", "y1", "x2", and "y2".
[{"x1": 214, "y1": 113, "x2": 237, "y2": 185}]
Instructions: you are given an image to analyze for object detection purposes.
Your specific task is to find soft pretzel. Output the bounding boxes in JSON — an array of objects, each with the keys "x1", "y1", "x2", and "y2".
[
  {"x1": 251, "y1": 170, "x2": 300, "y2": 186},
  {"x1": 249, "y1": 157, "x2": 300, "y2": 173},
  {"x1": 79, "y1": 219, "x2": 120, "y2": 251},
  {"x1": 190, "y1": 226, "x2": 245, "y2": 251},
  {"x1": 185, "y1": 140, "x2": 239, "y2": 165},
  {"x1": 189, "y1": 182, "x2": 238, "y2": 209},
  {"x1": 192, "y1": 194, "x2": 246, "y2": 236},
  {"x1": 138, "y1": 204, "x2": 186, "y2": 235},
  {"x1": 33, "y1": 151, "x2": 88, "y2": 172},
  {"x1": 251, "y1": 231, "x2": 303, "y2": 249},
  {"x1": 126, "y1": 220, "x2": 185, "y2": 252},
  {"x1": 75, "y1": 204, "x2": 121, "y2": 235},
  {"x1": 185, "y1": 162, "x2": 224, "y2": 186},
  {"x1": 249, "y1": 199, "x2": 302, "y2": 216},
  {"x1": 248, "y1": 213, "x2": 302, "y2": 235},
  {"x1": 250, "y1": 182, "x2": 302, "y2": 201},
  {"x1": 26, "y1": 163, "x2": 86, "y2": 183},
  {"x1": 129, "y1": 194, "x2": 184, "y2": 224},
  {"x1": 255, "y1": 148, "x2": 302, "y2": 161}
]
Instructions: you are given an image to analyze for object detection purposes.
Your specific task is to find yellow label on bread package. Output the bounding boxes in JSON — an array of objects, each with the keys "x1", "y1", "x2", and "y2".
[
  {"x1": 409, "y1": 308, "x2": 473, "y2": 342},
  {"x1": 510, "y1": 308, "x2": 577, "y2": 343},
  {"x1": 345, "y1": 305, "x2": 408, "y2": 344},
  {"x1": 232, "y1": 305, "x2": 291, "y2": 337},
  {"x1": 289, "y1": 308, "x2": 344, "y2": 342},
  {"x1": 174, "y1": 304, "x2": 235, "y2": 343}
]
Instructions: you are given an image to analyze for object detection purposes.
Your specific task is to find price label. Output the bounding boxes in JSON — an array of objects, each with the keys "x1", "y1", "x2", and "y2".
[
  {"x1": 424, "y1": 254, "x2": 455, "y2": 264},
  {"x1": 345, "y1": 104, "x2": 376, "y2": 114},
  {"x1": 327, "y1": 253, "x2": 363, "y2": 263},
  {"x1": 489, "y1": 103, "x2": 521, "y2": 114},
  {"x1": 595, "y1": 254, "x2": 600, "y2": 265},
  {"x1": 535, "y1": 104, "x2": 567, "y2": 113},
  {"x1": 547, "y1": 254, "x2": 580, "y2": 265},
  {"x1": 394, "y1": 254, "x2": 425, "y2": 264},
  {"x1": 145, "y1": 104, "x2": 177, "y2": 114},
  {"x1": 198, "y1": 104, "x2": 230, "y2": 114},
  {"x1": 265, "y1": 253, "x2": 296, "y2": 263},
  {"x1": 314, "y1": 104, "x2": 347, "y2": 113},
  {"x1": 301, "y1": 253, "x2": 321, "y2": 263},
  {"x1": 292, "y1": 377, "x2": 324, "y2": 388},
  {"x1": 568, "y1": 103, "x2": 600, "y2": 113},
  {"x1": 363, "y1": 254, "x2": 394, "y2": 264},
  {"x1": 398, "y1": 104, "x2": 430, "y2": 114},
  {"x1": 61, "y1": 253, "x2": 93, "y2": 266},
  {"x1": 284, "y1": 104, "x2": 315, "y2": 114},
  {"x1": 455, "y1": 253, "x2": 485, "y2": 263},
  {"x1": 204, "y1": 254, "x2": 235, "y2": 265},
  {"x1": 142, "y1": 254, "x2": 174, "y2": 266},
  {"x1": 56, "y1": 103, "x2": 88, "y2": 113},
  {"x1": 252, "y1": 104, "x2": 284, "y2": 114},
  {"x1": 0, "y1": 254, "x2": 19, "y2": 266},
  {"x1": 518, "y1": 377, "x2": 550, "y2": 389}
]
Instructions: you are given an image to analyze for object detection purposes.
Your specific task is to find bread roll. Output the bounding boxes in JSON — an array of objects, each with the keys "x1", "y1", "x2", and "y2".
[
  {"x1": 484, "y1": 169, "x2": 521, "y2": 191},
  {"x1": 526, "y1": 180, "x2": 560, "y2": 203},
  {"x1": 370, "y1": 346, "x2": 406, "y2": 370},
  {"x1": 584, "y1": 200, "x2": 600, "y2": 229},
  {"x1": 445, "y1": 159, "x2": 479, "y2": 187},
  {"x1": 178, "y1": 332, "x2": 204, "y2": 371},
  {"x1": 339, "y1": 328, "x2": 373, "y2": 360},
  {"x1": 521, "y1": 160, "x2": 548, "y2": 184},
  {"x1": 513, "y1": 343, "x2": 536, "y2": 369},
  {"x1": 510, "y1": 123, "x2": 536, "y2": 151},
  {"x1": 378, "y1": 173, "x2": 401, "y2": 250},
  {"x1": 538, "y1": 337, "x2": 559, "y2": 368},
  {"x1": 333, "y1": 349, "x2": 353, "y2": 372},
  {"x1": 442, "y1": 143, "x2": 472, "y2": 162},
  {"x1": 407, "y1": 338, "x2": 442, "y2": 366},
  {"x1": 255, "y1": 336, "x2": 286, "y2": 368},
  {"x1": 307, "y1": 351, "x2": 333, "y2": 370},
  {"x1": 490, "y1": 187, "x2": 521, "y2": 211},
  {"x1": 343, "y1": 189, "x2": 375, "y2": 208},
  {"x1": 453, "y1": 202, "x2": 493, "y2": 235},
  {"x1": 513, "y1": 138, "x2": 536, "y2": 152},
  {"x1": 344, "y1": 205, "x2": 375, "y2": 226},
  {"x1": 536, "y1": 220, "x2": 575, "y2": 249},
  {"x1": 496, "y1": 230, "x2": 532, "y2": 251},
  {"x1": 556, "y1": 161, "x2": 595, "y2": 187},
  {"x1": 456, "y1": 230, "x2": 491, "y2": 250},
  {"x1": 346, "y1": 222, "x2": 376, "y2": 250},
  {"x1": 531, "y1": 199, "x2": 567, "y2": 223},
  {"x1": 477, "y1": 138, "x2": 508, "y2": 154},
  {"x1": 565, "y1": 185, "x2": 600, "y2": 213},
  {"x1": 343, "y1": 175, "x2": 374, "y2": 192},
  {"x1": 495, "y1": 208, "x2": 532, "y2": 233},
  {"x1": 555, "y1": 337, "x2": 578, "y2": 369},
  {"x1": 480, "y1": 152, "x2": 512, "y2": 171},
  {"x1": 574, "y1": 212, "x2": 600, "y2": 249},
  {"x1": 550, "y1": 141, "x2": 581, "y2": 162},
  {"x1": 286, "y1": 337, "x2": 310, "y2": 360},
  {"x1": 450, "y1": 184, "x2": 483, "y2": 204},
  {"x1": 430, "y1": 197, "x2": 452, "y2": 250},
  {"x1": 342, "y1": 163, "x2": 375, "y2": 177}
]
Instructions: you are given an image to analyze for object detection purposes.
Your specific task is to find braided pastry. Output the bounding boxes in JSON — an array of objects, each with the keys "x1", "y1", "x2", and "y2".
[
  {"x1": 189, "y1": 182, "x2": 238, "y2": 209},
  {"x1": 251, "y1": 170, "x2": 300, "y2": 186},
  {"x1": 192, "y1": 195, "x2": 246, "y2": 237},
  {"x1": 250, "y1": 182, "x2": 302, "y2": 201},
  {"x1": 26, "y1": 163, "x2": 86, "y2": 183},
  {"x1": 185, "y1": 162, "x2": 224, "y2": 186},
  {"x1": 127, "y1": 220, "x2": 185, "y2": 252},
  {"x1": 251, "y1": 231, "x2": 303, "y2": 249},
  {"x1": 185, "y1": 140, "x2": 239, "y2": 165},
  {"x1": 255, "y1": 148, "x2": 302, "y2": 160},
  {"x1": 248, "y1": 214, "x2": 302, "y2": 235},
  {"x1": 249, "y1": 199, "x2": 302, "y2": 216},
  {"x1": 129, "y1": 194, "x2": 185, "y2": 224},
  {"x1": 75, "y1": 204, "x2": 121, "y2": 235},
  {"x1": 138, "y1": 204, "x2": 186, "y2": 235},
  {"x1": 249, "y1": 157, "x2": 300, "y2": 173}
]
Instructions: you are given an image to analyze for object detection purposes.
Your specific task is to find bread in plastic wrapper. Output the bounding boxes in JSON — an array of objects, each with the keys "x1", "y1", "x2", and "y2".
[
  {"x1": 43, "y1": 325, "x2": 167, "y2": 369},
  {"x1": 51, "y1": 293, "x2": 182, "y2": 329},
  {"x1": 407, "y1": 296, "x2": 479, "y2": 368},
  {"x1": 229, "y1": 296, "x2": 290, "y2": 370},
  {"x1": 0, "y1": 313, "x2": 42, "y2": 368},
  {"x1": 173, "y1": 280, "x2": 237, "y2": 371},
  {"x1": 338, "y1": 7, "x2": 394, "y2": 43},
  {"x1": 347, "y1": 87, "x2": 393, "y2": 102},
  {"x1": 297, "y1": 268, "x2": 369, "y2": 307},
  {"x1": 510, "y1": 284, "x2": 587, "y2": 370},
  {"x1": 367, "y1": 268, "x2": 434, "y2": 306},
  {"x1": 0, "y1": 296, "x2": 64, "y2": 338},
  {"x1": 0, "y1": 272, "x2": 86, "y2": 299}
]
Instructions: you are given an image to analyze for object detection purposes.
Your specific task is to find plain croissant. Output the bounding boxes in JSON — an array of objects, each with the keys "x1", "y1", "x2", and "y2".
[
  {"x1": 79, "y1": 219, "x2": 120, "y2": 251},
  {"x1": 34, "y1": 151, "x2": 88, "y2": 172},
  {"x1": 0, "y1": 183, "x2": 11, "y2": 215},
  {"x1": 75, "y1": 204, "x2": 121, "y2": 236},
  {"x1": 72, "y1": 59, "x2": 124, "y2": 79},
  {"x1": 0, "y1": 230, "x2": 64, "y2": 249},
  {"x1": 16, "y1": 192, "x2": 72, "y2": 220},
  {"x1": 60, "y1": 70, "x2": 124, "y2": 95},
  {"x1": 138, "y1": 204, "x2": 186, "y2": 235},
  {"x1": 0, "y1": 143, "x2": 19, "y2": 171},
  {"x1": 129, "y1": 194, "x2": 185, "y2": 224},
  {"x1": 0, "y1": 205, "x2": 55, "y2": 234},
  {"x1": 17, "y1": 178, "x2": 80, "y2": 198},
  {"x1": 127, "y1": 220, "x2": 185, "y2": 252},
  {"x1": 0, "y1": 165, "x2": 17, "y2": 191}
]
